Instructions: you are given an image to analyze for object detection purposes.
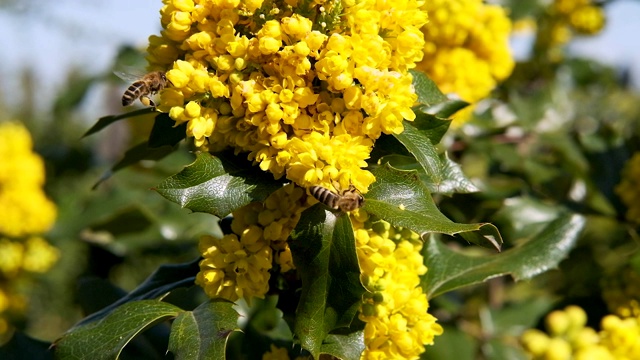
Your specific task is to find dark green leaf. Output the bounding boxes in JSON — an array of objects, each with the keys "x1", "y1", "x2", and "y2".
[
  {"x1": 76, "y1": 258, "x2": 200, "y2": 327},
  {"x1": 378, "y1": 153, "x2": 479, "y2": 195},
  {"x1": 83, "y1": 108, "x2": 156, "y2": 138},
  {"x1": 421, "y1": 98, "x2": 470, "y2": 119},
  {"x1": 422, "y1": 213, "x2": 585, "y2": 298},
  {"x1": 410, "y1": 69, "x2": 447, "y2": 107},
  {"x1": 365, "y1": 164, "x2": 502, "y2": 250},
  {"x1": 393, "y1": 123, "x2": 442, "y2": 187},
  {"x1": 320, "y1": 331, "x2": 365, "y2": 360},
  {"x1": 54, "y1": 300, "x2": 182, "y2": 360},
  {"x1": 410, "y1": 111, "x2": 452, "y2": 145},
  {"x1": 154, "y1": 152, "x2": 285, "y2": 217},
  {"x1": 149, "y1": 113, "x2": 187, "y2": 148},
  {"x1": 289, "y1": 205, "x2": 366, "y2": 358},
  {"x1": 168, "y1": 300, "x2": 240, "y2": 360},
  {"x1": 92, "y1": 142, "x2": 179, "y2": 189}
]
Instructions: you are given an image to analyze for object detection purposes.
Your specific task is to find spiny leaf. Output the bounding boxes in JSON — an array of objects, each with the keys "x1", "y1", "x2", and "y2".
[
  {"x1": 53, "y1": 300, "x2": 183, "y2": 360},
  {"x1": 365, "y1": 164, "x2": 502, "y2": 250},
  {"x1": 320, "y1": 331, "x2": 365, "y2": 360},
  {"x1": 76, "y1": 258, "x2": 200, "y2": 327},
  {"x1": 154, "y1": 152, "x2": 285, "y2": 218},
  {"x1": 422, "y1": 213, "x2": 585, "y2": 298},
  {"x1": 289, "y1": 205, "x2": 366, "y2": 359},
  {"x1": 168, "y1": 300, "x2": 240, "y2": 360}
]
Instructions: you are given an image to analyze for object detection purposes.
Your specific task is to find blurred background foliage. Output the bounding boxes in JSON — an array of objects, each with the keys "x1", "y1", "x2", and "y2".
[{"x1": 0, "y1": 0, "x2": 639, "y2": 359}]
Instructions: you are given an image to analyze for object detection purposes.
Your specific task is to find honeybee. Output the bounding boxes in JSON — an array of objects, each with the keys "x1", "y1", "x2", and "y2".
[
  {"x1": 309, "y1": 184, "x2": 364, "y2": 213},
  {"x1": 116, "y1": 71, "x2": 167, "y2": 107}
]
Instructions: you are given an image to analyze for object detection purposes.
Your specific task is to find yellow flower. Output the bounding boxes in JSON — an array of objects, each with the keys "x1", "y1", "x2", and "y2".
[
  {"x1": 353, "y1": 211, "x2": 442, "y2": 359},
  {"x1": 195, "y1": 184, "x2": 310, "y2": 302},
  {"x1": 417, "y1": 0, "x2": 514, "y2": 127}
]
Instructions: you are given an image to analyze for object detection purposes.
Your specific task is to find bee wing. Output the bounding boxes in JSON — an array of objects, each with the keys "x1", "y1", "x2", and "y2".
[{"x1": 113, "y1": 71, "x2": 143, "y2": 82}]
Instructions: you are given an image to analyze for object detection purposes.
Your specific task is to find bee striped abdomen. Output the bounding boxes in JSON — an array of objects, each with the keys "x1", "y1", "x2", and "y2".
[
  {"x1": 122, "y1": 81, "x2": 145, "y2": 106},
  {"x1": 309, "y1": 186, "x2": 340, "y2": 209}
]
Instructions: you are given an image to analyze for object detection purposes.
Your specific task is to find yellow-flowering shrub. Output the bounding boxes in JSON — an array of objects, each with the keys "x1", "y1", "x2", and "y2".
[
  {"x1": 416, "y1": 0, "x2": 515, "y2": 126},
  {"x1": 147, "y1": 0, "x2": 428, "y2": 193}
]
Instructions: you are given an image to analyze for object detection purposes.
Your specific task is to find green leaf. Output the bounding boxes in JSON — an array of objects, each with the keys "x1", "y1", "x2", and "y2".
[
  {"x1": 393, "y1": 121, "x2": 477, "y2": 195},
  {"x1": 320, "y1": 331, "x2": 365, "y2": 360},
  {"x1": 83, "y1": 108, "x2": 156, "y2": 138},
  {"x1": 422, "y1": 213, "x2": 585, "y2": 298},
  {"x1": 289, "y1": 205, "x2": 366, "y2": 359},
  {"x1": 421, "y1": 98, "x2": 470, "y2": 119},
  {"x1": 168, "y1": 300, "x2": 240, "y2": 360},
  {"x1": 149, "y1": 113, "x2": 187, "y2": 148},
  {"x1": 54, "y1": 300, "x2": 182, "y2": 360},
  {"x1": 93, "y1": 141, "x2": 178, "y2": 189},
  {"x1": 76, "y1": 258, "x2": 200, "y2": 327},
  {"x1": 410, "y1": 111, "x2": 452, "y2": 145},
  {"x1": 365, "y1": 164, "x2": 502, "y2": 250},
  {"x1": 379, "y1": 153, "x2": 479, "y2": 195},
  {"x1": 410, "y1": 69, "x2": 447, "y2": 107},
  {"x1": 154, "y1": 152, "x2": 285, "y2": 217}
]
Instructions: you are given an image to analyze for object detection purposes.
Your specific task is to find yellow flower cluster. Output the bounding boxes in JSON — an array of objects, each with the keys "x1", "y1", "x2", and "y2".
[
  {"x1": 352, "y1": 210, "x2": 442, "y2": 359},
  {"x1": 196, "y1": 184, "x2": 310, "y2": 301},
  {"x1": 616, "y1": 152, "x2": 640, "y2": 224},
  {"x1": 147, "y1": 0, "x2": 428, "y2": 193},
  {"x1": 0, "y1": 121, "x2": 59, "y2": 340},
  {"x1": 553, "y1": 0, "x2": 605, "y2": 36},
  {"x1": 416, "y1": 0, "x2": 515, "y2": 127},
  {"x1": 0, "y1": 122, "x2": 57, "y2": 238},
  {"x1": 521, "y1": 305, "x2": 640, "y2": 359}
]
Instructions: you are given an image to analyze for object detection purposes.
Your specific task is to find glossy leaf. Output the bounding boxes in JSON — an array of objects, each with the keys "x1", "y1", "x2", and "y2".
[
  {"x1": 422, "y1": 213, "x2": 585, "y2": 298},
  {"x1": 410, "y1": 69, "x2": 447, "y2": 107},
  {"x1": 365, "y1": 164, "x2": 502, "y2": 250},
  {"x1": 76, "y1": 258, "x2": 200, "y2": 327},
  {"x1": 378, "y1": 153, "x2": 479, "y2": 195},
  {"x1": 54, "y1": 300, "x2": 182, "y2": 360},
  {"x1": 410, "y1": 111, "x2": 452, "y2": 145},
  {"x1": 83, "y1": 108, "x2": 156, "y2": 138},
  {"x1": 154, "y1": 152, "x2": 284, "y2": 218},
  {"x1": 289, "y1": 205, "x2": 366, "y2": 359},
  {"x1": 93, "y1": 141, "x2": 178, "y2": 188},
  {"x1": 168, "y1": 300, "x2": 240, "y2": 360},
  {"x1": 320, "y1": 331, "x2": 366, "y2": 360}
]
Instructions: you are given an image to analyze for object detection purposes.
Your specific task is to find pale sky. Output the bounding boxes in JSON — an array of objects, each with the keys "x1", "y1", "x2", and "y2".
[{"x1": 1, "y1": 0, "x2": 639, "y2": 115}]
